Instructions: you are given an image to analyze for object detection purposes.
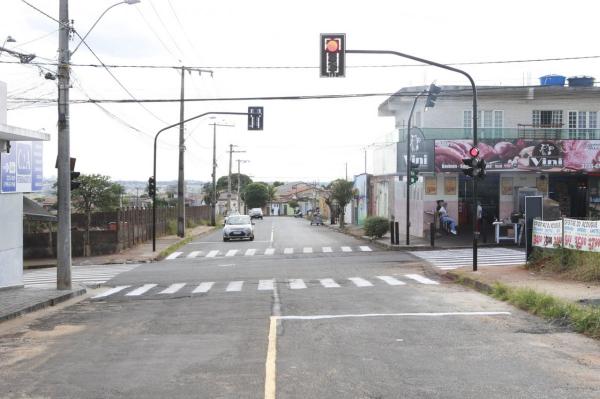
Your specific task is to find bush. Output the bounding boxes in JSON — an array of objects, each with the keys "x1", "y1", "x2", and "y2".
[
  {"x1": 364, "y1": 216, "x2": 389, "y2": 238},
  {"x1": 527, "y1": 247, "x2": 600, "y2": 282}
]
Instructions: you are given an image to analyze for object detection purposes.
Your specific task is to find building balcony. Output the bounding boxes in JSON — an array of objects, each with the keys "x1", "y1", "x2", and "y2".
[{"x1": 398, "y1": 127, "x2": 600, "y2": 141}]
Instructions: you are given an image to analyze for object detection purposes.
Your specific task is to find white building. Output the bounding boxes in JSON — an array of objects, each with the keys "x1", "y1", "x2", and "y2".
[
  {"x1": 0, "y1": 80, "x2": 50, "y2": 289},
  {"x1": 376, "y1": 76, "x2": 600, "y2": 237}
]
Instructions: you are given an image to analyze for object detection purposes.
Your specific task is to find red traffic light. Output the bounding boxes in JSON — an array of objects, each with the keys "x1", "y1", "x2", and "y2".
[
  {"x1": 325, "y1": 39, "x2": 340, "y2": 53},
  {"x1": 469, "y1": 147, "x2": 480, "y2": 157}
]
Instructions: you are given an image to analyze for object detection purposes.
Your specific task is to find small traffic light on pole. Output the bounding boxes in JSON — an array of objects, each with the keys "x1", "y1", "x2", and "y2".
[
  {"x1": 425, "y1": 83, "x2": 442, "y2": 108},
  {"x1": 70, "y1": 171, "x2": 81, "y2": 190},
  {"x1": 462, "y1": 147, "x2": 486, "y2": 179},
  {"x1": 148, "y1": 176, "x2": 156, "y2": 197},
  {"x1": 320, "y1": 33, "x2": 345, "y2": 77},
  {"x1": 409, "y1": 161, "x2": 419, "y2": 184}
]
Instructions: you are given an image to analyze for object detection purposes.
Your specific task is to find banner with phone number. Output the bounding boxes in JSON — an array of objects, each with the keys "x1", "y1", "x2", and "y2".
[
  {"x1": 532, "y1": 219, "x2": 563, "y2": 248},
  {"x1": 563, "y1": 218, "x2": 600, "y2": 252}
]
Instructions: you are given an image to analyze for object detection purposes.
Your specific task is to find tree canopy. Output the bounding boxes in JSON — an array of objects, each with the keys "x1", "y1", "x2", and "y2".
[
  {"x1": 330, "y1": 179, "x2": 355, "y2": 227},
  {"x1": 216, "y1": 174, "x2": 252, "y2": 192},
  {"x1": 72, "y1": 174, "x2": 123, "y2": 214},
  {"x1": 243, "y1": 183, "x2": 269, "y2": 208}
]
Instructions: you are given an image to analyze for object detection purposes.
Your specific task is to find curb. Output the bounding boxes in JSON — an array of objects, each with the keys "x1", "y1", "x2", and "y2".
[
  {"x1": 0, "y1": 286, "x2": 87, "y2": 323},
  {"x1": 154, "y1": 225, "x2": 220, "y2": 262}
]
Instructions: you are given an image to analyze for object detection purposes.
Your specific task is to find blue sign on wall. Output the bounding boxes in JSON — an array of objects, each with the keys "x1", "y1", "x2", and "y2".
[{"x1": 1, "y1": 141, "x2": 43, "y2": 193}]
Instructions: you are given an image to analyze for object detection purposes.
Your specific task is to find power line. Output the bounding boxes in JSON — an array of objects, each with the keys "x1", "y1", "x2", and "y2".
[
  {"x1": 135, "y1": 7, "x2": 182, "y2": 62},
  {"x1": 148, "y1": 0, "x2": 187, "y2": 60},
  {"x1": 166, "y1": 0, "x2": 200, "y2": 57}
]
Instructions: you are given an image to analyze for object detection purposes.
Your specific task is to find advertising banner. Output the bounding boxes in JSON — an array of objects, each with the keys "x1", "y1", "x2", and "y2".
[
  {"x1": 563, "y1": 218, "x2": 600, "y2": 252},
  {"x1": 0, "y1": 141, "x2": 43, "y2": 193},
  {"x1": 532, "y1": 219, "x2": 563, "y2": 248},
  {"x1": 434, "y1": 139, "x2": 600, "y2": 173},
  {"x1": 397, "y1": 136, "x2": 434, "y2": 173}
]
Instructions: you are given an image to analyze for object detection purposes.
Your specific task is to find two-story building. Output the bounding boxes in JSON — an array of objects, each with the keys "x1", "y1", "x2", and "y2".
[{"x1": 377, "y1": 75, "x2": 600, "y2": 238}]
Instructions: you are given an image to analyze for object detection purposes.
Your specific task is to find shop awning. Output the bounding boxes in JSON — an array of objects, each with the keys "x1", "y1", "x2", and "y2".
[{"x1": 23, "y1": 197, "x2": 56, "y2": 222}]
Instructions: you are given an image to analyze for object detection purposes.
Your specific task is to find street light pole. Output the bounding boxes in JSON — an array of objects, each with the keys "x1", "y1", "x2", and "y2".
[
  {"x1": 406, "y1": 90, "x2": 426, "y2": 246},
  {"x1": 236, "y1": 159, "x2": 250, "y2": 213},
  {"x1": 57, "y1": 0, "x2": 71, "y2": 290},
  {"x1": 177, "y1": 66, "x2": 185, "y2": 238},
  {"x1": 346, "y1": 49, "x2": 478, "y2": 270},
  {"x1": 209, "y1": 121, "x2": 234, "y2": 225}
]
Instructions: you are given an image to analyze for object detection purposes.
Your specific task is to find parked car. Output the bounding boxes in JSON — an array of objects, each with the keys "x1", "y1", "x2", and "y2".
[
  {"x1": 223, "y1": 215, "x2": 254, "y2": 241},
  {"x1": 249, "y1": 208, "x2": 263, "y2": 219}
]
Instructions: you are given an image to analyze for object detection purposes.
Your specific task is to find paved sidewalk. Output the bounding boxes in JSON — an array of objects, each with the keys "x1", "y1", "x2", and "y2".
[
  {"x1": 3, "y1": 225, "x2": 216, "y2": 324},
  {"x1": 24, "y1": 225, "x2": 216, "y2": 269}
]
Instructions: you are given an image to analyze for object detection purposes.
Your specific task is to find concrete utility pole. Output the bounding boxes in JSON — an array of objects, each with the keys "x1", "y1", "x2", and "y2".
[
  {"x1": 209, "y1": 121, "x2": 234, "y2": 225},
  {"x1": 177, "y1": 66, "x2": 185, "y2": 237},
  {"x1": 57, "y1": 0, "x2": 71, "y2": 290},
  {"x1": 236, "y1": 159, "x2": 250, "y2": 213},
  {"x1": 227, "y1": 144, "x2": 245, "y2": 213}
]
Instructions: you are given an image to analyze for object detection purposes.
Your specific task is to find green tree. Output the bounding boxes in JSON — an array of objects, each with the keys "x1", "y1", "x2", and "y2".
[
  {"x1": 267, "y1": 184, "x2": 278, "y2": 203},
  {"x1": 330, "y1": 179, "x2": 355, "y2": 228},
  {"x1": 288, "y1": 199, "x2": 299, "y2": 210},
  {"x1": 243, "y1": 183, "x2": 269, "y2": 209},
  {"x1": 216, "y1": 174, "x2": 252, "y2": 192},
  {"x1": 71, "y1": 174, "x2": 124, "y2": 256},
  {"x1": 202, "y1": 182, "x2": 218, "y2": 206},
  {"x1": 272, "y1": 181, "x2": 285, "y2": 187}
]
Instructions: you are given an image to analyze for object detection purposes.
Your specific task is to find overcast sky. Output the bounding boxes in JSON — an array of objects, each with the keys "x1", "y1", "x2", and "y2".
[{"x1": 2, "y1": 0, "x2": 599, "y2": 183}]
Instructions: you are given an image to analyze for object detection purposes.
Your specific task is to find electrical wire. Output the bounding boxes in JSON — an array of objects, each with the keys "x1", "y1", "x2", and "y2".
[
  {"x1": 135, "y1": 7, "x2": 182, "y2": 62},
  {"x1": 166, "y1": 0, "x2": 201, "y2": 57},
  {"x1": 148, "y1": 0, "x2": 187, "y2": 60}
]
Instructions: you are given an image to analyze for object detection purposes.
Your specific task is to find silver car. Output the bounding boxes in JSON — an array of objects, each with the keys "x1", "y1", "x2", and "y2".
[{"x1": 223, "y1": 215, "x2": 254, "y2": 242}]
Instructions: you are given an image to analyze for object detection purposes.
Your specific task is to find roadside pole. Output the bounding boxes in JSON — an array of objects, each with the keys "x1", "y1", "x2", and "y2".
[
  {"x1": 177, "y1": 66, "x2": 185, "y2": 238},
  {"x1": 405, "y1": 90, "x2": 426, "y2": 245},
  {"x1": 227, "y1": 144, "x2": 245, "y2": 214}
]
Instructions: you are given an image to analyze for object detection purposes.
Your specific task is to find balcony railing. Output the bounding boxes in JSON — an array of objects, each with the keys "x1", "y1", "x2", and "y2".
[{"x1": 397, "y1": 127, "x2": 600, "y2": 141}]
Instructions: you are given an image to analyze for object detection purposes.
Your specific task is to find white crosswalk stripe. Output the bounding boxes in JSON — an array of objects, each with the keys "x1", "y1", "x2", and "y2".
[
  {"x1": 322, "y1": 247, "x2": 333, "y2": 253},
  {"x1": 258, "y1": 279, "x2": 275, "y2": 291},
  {"x1": 319, "y1": 278, "x2": 340, "y2": 288},
  {"x1": 159, "y1": 283, "x2": 186, "y2": 294},
  {"x1": 225, "y1": 249, "x2": 238, "y2": 257},
  {"x1": 376, "y1": 276, "x2": 405, "y2": 286},
  {"x1": 341, "y1": 246, "x2": 352, "y2": 252},
  {"x1": 359, "y1": 246, "x2": 372, "y2": 252},
  {"x1": 348, "y1": 277, "x2": 373, "y2": 287},
  {"x1": 187, "y1": 251, "x2": 202, "y2": 258},
  {"x1": 264, "y1": 248, "x2": 275, "y2": 255},
  {"x1": 165, "y1": 252, "x2": 183, "y2": 260},
  {"x1": 24, "y1": 264, "x2": 140, "y2": 288},
  {"x1": 303, "y1": 247, "x2": 313, "y2": 253},
  {"x1": 284, "y1": 248, "x2": 294, "y2": 254},
  {"x1": 206, "y1": 250, "x2": 220, "y2": 258},
  {"x1": 245, "y1": 249, "x2": 257, "y2": 256},
  {"x1": 192, "y1": 282, "x2": 214, "y2": 293},
  {"x1": 409, "y1": 248, "x2": 526, "y2": 270},
  {"x1": 289, "y1": 279, "x2": 307, "y2": 289},
  {"x1": 90, "y1": 274, "x2": 443, "y2": 299},
  {"x1": 404, "y1": 274, "x2": 439, "y2": 285},
  {"x1": 126, "y1": 284, "x2": 157, "y2": 296}
]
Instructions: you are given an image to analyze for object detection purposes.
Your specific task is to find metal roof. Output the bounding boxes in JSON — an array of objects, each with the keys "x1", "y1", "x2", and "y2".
[{"x1": 0, "y1": 123, "x2": 50, "y2": 142}]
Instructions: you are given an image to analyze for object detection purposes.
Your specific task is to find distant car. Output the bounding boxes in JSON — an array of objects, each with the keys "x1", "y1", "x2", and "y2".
[
  {"x1": 223, "y1": 215, "x2": 254, "y2": 241},
  {"x1": 249, "y1": 208, "x2": 263, "y2": 219}
]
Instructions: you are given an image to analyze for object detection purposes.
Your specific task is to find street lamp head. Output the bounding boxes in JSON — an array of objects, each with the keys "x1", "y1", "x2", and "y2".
[
  {"x1": 124, "y1": 0, "x2": 141, "y2": 4},
  {"x1": 6, "y1": 35, "x2": 16, "y2": 43}
]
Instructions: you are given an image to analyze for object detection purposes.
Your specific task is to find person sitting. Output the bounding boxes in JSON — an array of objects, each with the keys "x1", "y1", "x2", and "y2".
[{"x1": 436, "y1": 200, "x2": 457, "y2": 235}]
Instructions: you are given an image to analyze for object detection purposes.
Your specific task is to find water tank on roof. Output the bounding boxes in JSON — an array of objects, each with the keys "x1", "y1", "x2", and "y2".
[
  {"x1": 568, "y1": 76, "x2": 595, "y2": 87},
  {"x1": 539, "y1": 75, "x2": 566, "y2": 86}
]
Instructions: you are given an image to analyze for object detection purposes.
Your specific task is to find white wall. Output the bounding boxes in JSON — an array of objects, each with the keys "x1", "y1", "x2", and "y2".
[
  {"x1": 0, "y1": 193, "x2": 23, "y2": 288},
  {"x1": 0, "y1": 81, "x2": 6, "y2": 124}
]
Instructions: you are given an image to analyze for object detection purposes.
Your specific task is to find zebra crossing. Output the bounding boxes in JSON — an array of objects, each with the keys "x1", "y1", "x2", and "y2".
[
  {"x1": 409, "y1": 247, "x2": 526, "y2": 270},
  {"x1": 165, "y1": 245, "x2": 375, "y2": 260},
  {"x1": 24, "y1": 264, "x2": 141, "y2": 288},
  {"x1": 91, "y1": 274, "x2": 439, "y2": 300}
]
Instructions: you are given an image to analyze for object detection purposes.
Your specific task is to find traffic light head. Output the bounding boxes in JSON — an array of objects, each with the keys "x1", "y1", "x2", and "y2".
[
  {"x1": 320, "y1": 33, "x2": 345, "y2": 78},
  {"x1": 462, "y1": 157, "x2": 486, "y2": 178},
  {"x1": 148, "y1": 176, "x2": 156, "y2": 197},
  {"x1": 409, "y1": 162, "x2": 419, "y2": 184},
  {"x1": 469, "y1": 147, "x2": 480, "y2": 157},
  {"x1": 70, "y1": 171, "x2": 81, "y2": 190},
  {"x1": 425, "y1": 83, "x2": 442, "y2": 108}
]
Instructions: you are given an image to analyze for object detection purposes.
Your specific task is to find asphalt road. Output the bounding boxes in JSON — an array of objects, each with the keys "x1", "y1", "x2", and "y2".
[{"x1": 1, "y1": 216, "x2": 599, "y2": 398}]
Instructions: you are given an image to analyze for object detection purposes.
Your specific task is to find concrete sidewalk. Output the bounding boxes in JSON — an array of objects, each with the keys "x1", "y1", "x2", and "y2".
[
  {"x1": 2, "y1": 225, "x2": 217, "y2": 324},
  {"x1": 24, "y1": 225, "x2": 216, "y2": 269}
]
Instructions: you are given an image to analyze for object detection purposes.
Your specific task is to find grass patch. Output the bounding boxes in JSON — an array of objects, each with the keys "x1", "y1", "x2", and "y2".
[
  {"x1": 527, "y1": 247, "x2": 600, "y2": 282},
  {"x1": 158, "y1": 235, "x2": 194, "y2": 260},
  {"x1": 485, "y1": 282, "x2": 600, "y2": 339},
  {"x1": 166, "y1": 219, "x2": 178, "y2": 236}
]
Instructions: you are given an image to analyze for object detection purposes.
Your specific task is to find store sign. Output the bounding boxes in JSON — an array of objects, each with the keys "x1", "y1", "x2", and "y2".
[
  {"x1": 397, "y1": 136, "x2": 434, "y2": 173},
  {"x1": 532, "y1": 219, "x2": 563, "y2": 248},
  {"x1": 434, "y1": 139, "x2": 600, "y2": 172},
  {"x1": 563, "y1": 218, "x2": 600, "y2": 252},
  {"x1": 0, "y1": 141, "x2": 43, "y2": 193}
]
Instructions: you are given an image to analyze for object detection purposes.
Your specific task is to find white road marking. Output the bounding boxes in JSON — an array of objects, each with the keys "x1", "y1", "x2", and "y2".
[
  {"x1": 245, "y1": 249, "x2": 257, "y2": 256},
  {"x1": 226, "y1": 281, "x2": 244, "y2": 292},
  {"x1": 376, "y1": 276, "x2": 406, "y2": 286},
  {"x1": 303, "y1": 247, "x2": 313, "y2": 253},
  {"x1": 206, "y1": 250, "x2": 220, "y2": 258},
  {"x1": 258, "y1": 279, "x2": 275, "y2": 291},
  {"x1": 289, "y1": 279, "x2": 307, "y2": 289},
  {"x1": 277, "y1": 312, "x2": 511, "y2": 321},
  {"x1": 187, "y1": 251, "x2": 202, "y2": 258},
  {"x1": 348, "y1": 277, "x2": 373, "y2": 287},
  {"x1": 284, "y1": 248, "x2": 294, "y2": 254},
  {"x1": 319, "y1": 278, "x2": 340, "y2": 288},
  {"x1": 225, "y1": 249, "x2": 238, "y2": 257},
  {"x1": 159, "y1": 283, "x2": 186, "y2": 294},
  {"x1": 341, "y1": 246, "x2": 352, "y2": 252},
  {"x1": 359, "y1": 246, "x2": 372, "y2": 252},
  {"x1": 322, "y1": 246, "x2": 333, "y2": 253},
  {"x1": 125, "y1": 284, "x2": 158, "y2": 296},
  {"x1": 92, "y1": 285, "x2": 131, "y2": 299},
  {"x1": 165, "y1": 252, "x2": 183, "y2": 260},
  {"x1": 404, "y1": 274, "x2": 439, "y2": 285},
  {"x1": 264, "y1": 248, "x2": 275, "y2": 255},
  {"x1": 192, "y1": 282, "x2": 214, "y2": 293}
]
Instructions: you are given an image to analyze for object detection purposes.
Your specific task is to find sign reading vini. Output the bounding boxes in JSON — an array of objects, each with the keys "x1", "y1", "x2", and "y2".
[{"x1": 1, "y1": 141, "x2": 43, "y2": 193}]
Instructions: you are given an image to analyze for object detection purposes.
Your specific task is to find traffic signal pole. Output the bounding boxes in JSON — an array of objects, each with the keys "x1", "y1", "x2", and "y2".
[
  {"x1": 406, "y1": 90, "x2": 426, "y2": 245},
  {"x1": 152, "y1": 111, "x2": 254, "y2": 252},
  {"x1": 346, "y1": 49, "x2": 479, "y2": 270}
]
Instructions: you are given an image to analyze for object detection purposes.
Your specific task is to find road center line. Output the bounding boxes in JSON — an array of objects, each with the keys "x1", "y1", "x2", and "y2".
[{"x1": 276, "y1": 312, "x2": 511, "y2": 321}]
